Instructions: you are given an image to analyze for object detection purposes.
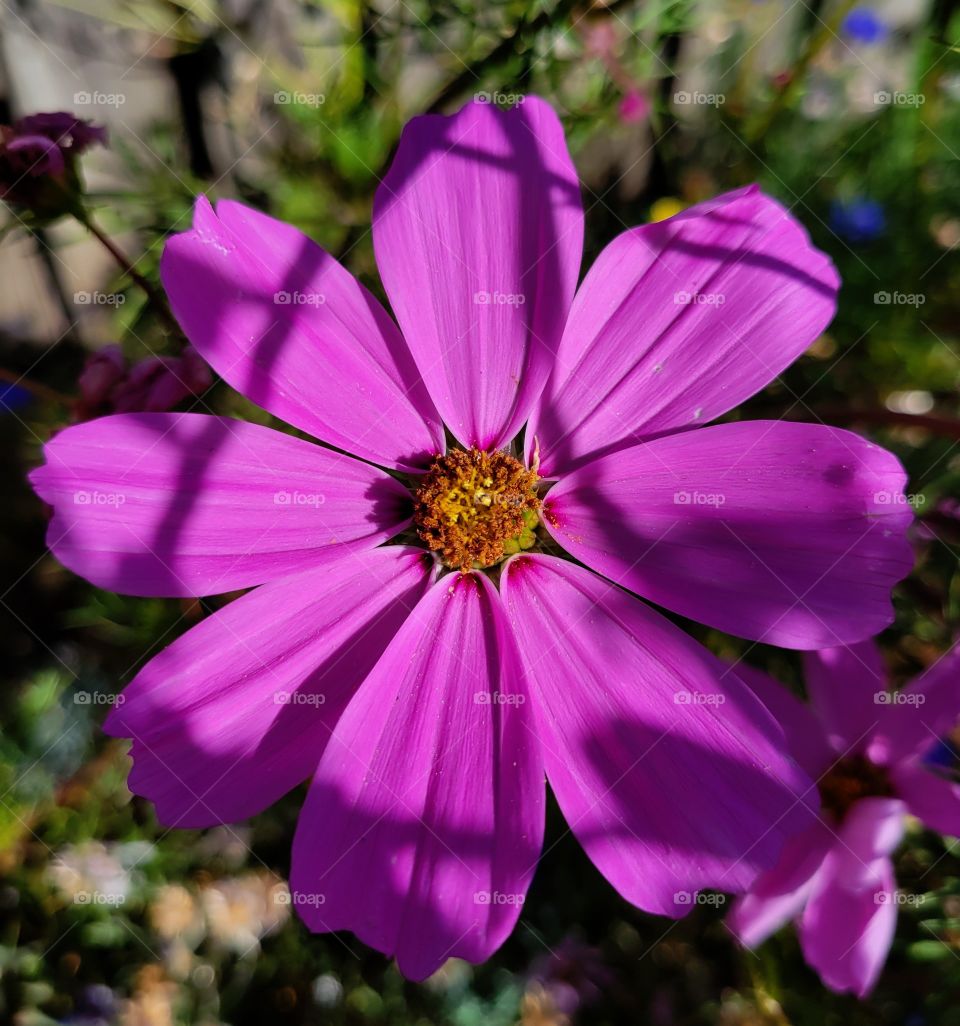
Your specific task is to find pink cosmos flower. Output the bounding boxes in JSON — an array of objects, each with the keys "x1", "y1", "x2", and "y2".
[
  {"x1": 729, "y1": 641, "x2": 960, "y2": 997},
  {"x1": 30, "y1": 98, "x2": 914, "y2": 979}
]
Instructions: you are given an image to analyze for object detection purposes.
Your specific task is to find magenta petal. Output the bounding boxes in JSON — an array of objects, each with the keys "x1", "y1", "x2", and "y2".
[
  {"x1": 103, "y1": 547, "x2": 433, "y2": 827},
  {"x1": 290, "y1": 572, "x2": 544, "y2": 980},
  {"x1": 727, "y1": 820, "x2": 833, "y2": 947},
  {"x1": 800, "y1": 856, "x2": 897, "y2": 998},
  {"x1": 6, "y1": 133, "x2": 66, "y2": 176},
  {"x1": 869, "y1": 644, "x2": 960, "y2": 763},
  {"x1": 798, "y1": 799, "x2": 904, "y2": 997},
  {"x1": 803, "y1": 641, "x2": 887, "y2": 755},
  {"x1": 527, "y1": 186, "x2": 839, "y2": 476},
  {"x1": 30, "y1": 413, "x2": 411, "y2": 597},
  {"x1": 733, "y1": 662, "x2": 835, "y2": 777},
  {"x1": 372, "y1": 97, "x2": 583, "y2": 450},
  {"x1": 500, "y1": 555, "x2": 815, "y2": 916},
  {"x1": 543, "y1": 421, "x2": 914, "y2": 649},
  {"x1": 160, "y1": 197, "x2": 444, "y2": 472},
  {"x1": 826, "y1": 797, "x2": 906, "y2": 887},
  {"x1": 891, "y1": 763, "x2": 960, "y2": 836}
]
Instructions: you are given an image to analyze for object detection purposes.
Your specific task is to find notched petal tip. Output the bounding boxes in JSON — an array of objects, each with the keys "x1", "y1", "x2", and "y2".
[{"x1": 373, "y1": 92, "x2": 583, "y2": 452}]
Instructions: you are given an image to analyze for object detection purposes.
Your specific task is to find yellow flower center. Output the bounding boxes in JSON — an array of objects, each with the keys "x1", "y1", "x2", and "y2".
[{"x1": 413, "y1": 448, "x2": 540, "y2": 570}]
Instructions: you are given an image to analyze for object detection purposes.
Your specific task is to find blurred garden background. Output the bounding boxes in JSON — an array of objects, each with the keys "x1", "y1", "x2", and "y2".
[{"x1": 1, "y1": 0, "x2": 960, "y2": 1022}]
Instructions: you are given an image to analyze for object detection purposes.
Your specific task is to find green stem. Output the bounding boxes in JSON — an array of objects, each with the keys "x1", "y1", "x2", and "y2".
[
  {"x1": 74, "y1": 209, "x2": 180, "y2": 334},
  {"x1": 746, "y1": 0, "x2": 858, "y2": 144}
]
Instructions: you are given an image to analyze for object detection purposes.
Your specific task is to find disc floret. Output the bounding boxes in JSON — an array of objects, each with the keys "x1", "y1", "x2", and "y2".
[
  {"x1": 818, "y1": 754, "x2": 894, "y2": 822},
  {"x1": 413, "y1": 448, "x2": 540, "y2": 570}
]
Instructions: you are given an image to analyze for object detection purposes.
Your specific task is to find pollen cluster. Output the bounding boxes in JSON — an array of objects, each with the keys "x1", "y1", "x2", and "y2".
[
  {"x1": 413, "y1": 448, "x2": 540, "y2": 570},
  {"x1": 818, "y1": 754, "x2": 894, "y2": 822}
]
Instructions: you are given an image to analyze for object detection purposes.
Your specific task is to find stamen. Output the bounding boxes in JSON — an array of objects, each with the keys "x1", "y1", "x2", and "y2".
[{"x1": 413, "y1": 448, "x2": 540, "y2": 570}]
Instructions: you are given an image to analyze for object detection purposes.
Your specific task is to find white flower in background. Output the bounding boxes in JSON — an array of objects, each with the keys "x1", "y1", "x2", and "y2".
[{"x1": 200, "y1": 871, "x2": 289, "y2": 955}]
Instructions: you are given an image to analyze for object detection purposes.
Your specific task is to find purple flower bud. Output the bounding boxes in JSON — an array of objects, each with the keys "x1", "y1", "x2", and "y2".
[
  {"x1": 75, "y1": 345, "x2": 210, "y2": 419},
  {"x1": 0, "y1": 110, "x2": 106, "y2": 218}
]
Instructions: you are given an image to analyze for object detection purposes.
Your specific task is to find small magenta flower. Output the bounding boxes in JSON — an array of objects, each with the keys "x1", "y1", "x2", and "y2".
[
  {"x1": 1, "y1": 111, "x2": 106, "y2": 218},
  {"x1": 729, "y1": 641, "x2": 960, "y2": 997},
  {"x1": 30, "y1": 98, "x2": 914, "y2": 978},
  {"x1": 618, "y1": 88, "x2": 652, "y2": 124},
  {"x1": 527, "y1": 935, "x2": 612, "y2": 1017}
]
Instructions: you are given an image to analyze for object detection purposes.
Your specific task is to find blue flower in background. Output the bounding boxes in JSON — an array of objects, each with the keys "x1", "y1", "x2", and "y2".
[
  {"x1": 841, "y1": 8, "x2": 890, "y2": 45},
  {"x1": 829, "y1": 196, "x2": 886, "y2": 243},
  {"x1": 0, "y1": 382, "x2": 31, "y2": 414},
  {"x1": 923, "y1": 738, "x2": 957, "y2": 772}
]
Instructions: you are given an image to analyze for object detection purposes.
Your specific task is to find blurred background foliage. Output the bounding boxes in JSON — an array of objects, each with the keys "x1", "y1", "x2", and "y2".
[{"x1": 1, "y1": 0, "x2": 960, "y2": 1023}]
